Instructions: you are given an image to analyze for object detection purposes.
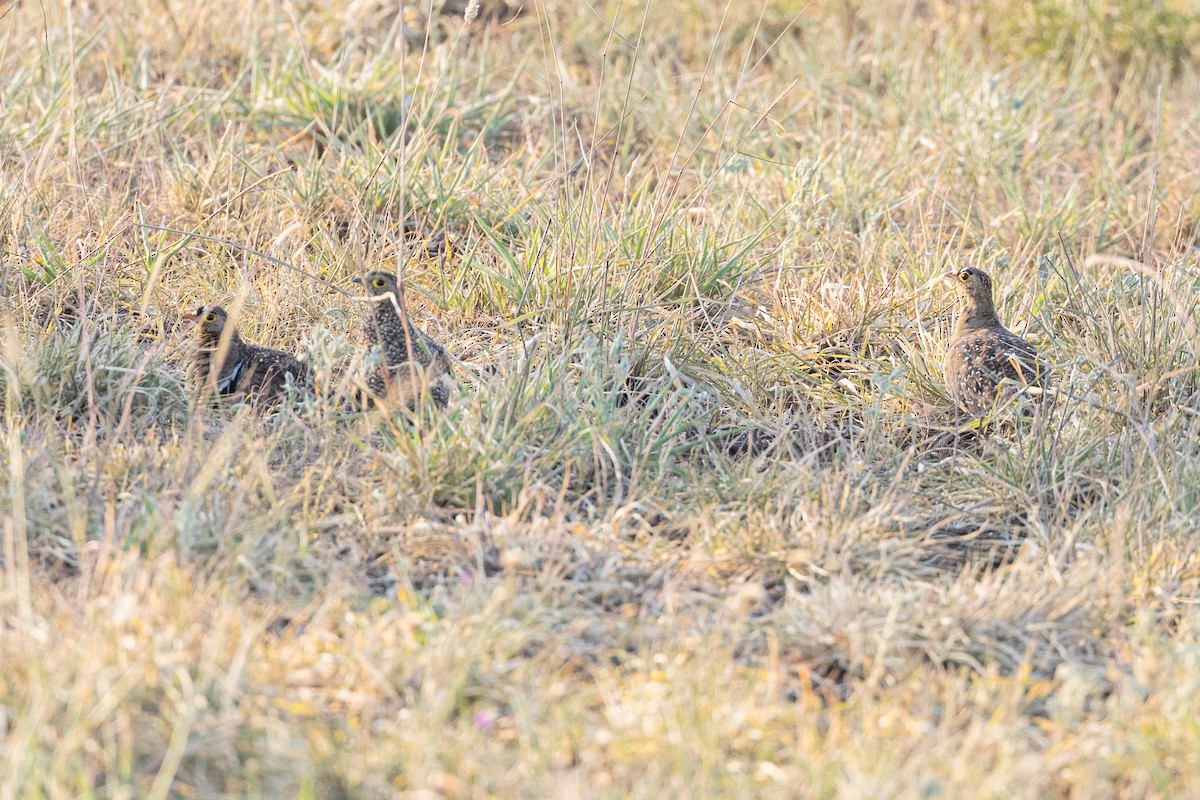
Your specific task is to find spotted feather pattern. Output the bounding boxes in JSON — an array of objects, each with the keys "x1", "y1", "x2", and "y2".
[
  {"x1": 188, "y1": 306, "x2": 308, "y2": 406},
  {"x1": 944, "y1": 327, "x2": 1045, "y2": 415},
  {"x1": 360, "y1": 273, "x2": 453, "y2": 409},
  {"x1": 229, "y1": 342, "x2": 309, "y2": 403},
  {"x1": 942, "y1": 267, "x2": 1050, "y2": 417}
]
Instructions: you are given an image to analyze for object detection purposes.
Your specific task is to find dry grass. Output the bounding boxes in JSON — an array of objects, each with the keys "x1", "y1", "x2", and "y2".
[{"x1": 4, "y1": 0, "x2": 1200, "y2": 796}]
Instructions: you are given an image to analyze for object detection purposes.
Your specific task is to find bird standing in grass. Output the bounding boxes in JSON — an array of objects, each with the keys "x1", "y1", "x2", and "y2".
[
  {"x1": 184, "y1": 305, "x2": 308, "y2": 405},
  {"x1": 354, "y1": 271, "x2": 452, "y2": 409},
  {"x1": 943, "y1": 267, "x2": 1049, "y2": 416}
]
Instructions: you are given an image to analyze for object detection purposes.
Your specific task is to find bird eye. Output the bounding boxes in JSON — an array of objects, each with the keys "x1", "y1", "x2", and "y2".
[
  {"x1": 204, "y1": 312, "x2": 217, "y2": 323},
  {"x1": 371, "y1": 277, "x2": 387, "y2": 289},
  {"x1": 958, "y1": 270, "x2": 971, "y2": 283}
]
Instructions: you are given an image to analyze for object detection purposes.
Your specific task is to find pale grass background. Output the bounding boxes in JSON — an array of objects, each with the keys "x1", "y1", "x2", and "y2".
[{"x1": 3, "y1": 0, "x2": 1200, "y2": 797}]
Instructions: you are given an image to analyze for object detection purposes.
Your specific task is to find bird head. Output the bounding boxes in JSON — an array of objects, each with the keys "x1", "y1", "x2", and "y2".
[
  {"x1": 944, "y1": 267, "x2": 994, "y2": 301},
  {"x1": 943, "y1": 267, "x2": 998, "y2": 324},
  {"x1": 183, "y1": 305, "x2": 229, "y2": 339},
  {"x1": 350, "y1": 271, "x2": 405, "y2": 304},
  {"x1": 352, "y1": 271, "x2": 401, "y2": 299}
]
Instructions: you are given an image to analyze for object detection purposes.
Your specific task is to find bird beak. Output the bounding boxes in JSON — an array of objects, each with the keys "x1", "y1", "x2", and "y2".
[
  {"x1": 350, "y1": 277, "x2": 362, "y2": 285},
  {"x1": 942, "y1": 271, "x2": 958, "y2": 286},
  {"x1": 181, "y1": 311, "x2": 197, "y2": 323}
]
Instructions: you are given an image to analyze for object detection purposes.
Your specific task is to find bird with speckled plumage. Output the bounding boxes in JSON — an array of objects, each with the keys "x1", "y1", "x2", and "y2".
[
  {"x1": 943, "y1": 267, "x2": 1049, "y2": 416},
  {"x1": 184, "y1": 305, "x2": 308, "y2": 405},
  {"x1": 354, "y1": 271, "x2": 452, "y2": 409}
]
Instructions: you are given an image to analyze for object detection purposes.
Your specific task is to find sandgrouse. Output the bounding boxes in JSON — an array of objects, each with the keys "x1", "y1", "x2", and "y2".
[
  {"x1": 184, "y1": 305, "x2": 308, "y2": 405},
  {"x1": 943, "y1": 267, "x2": 1049, "y2": 416},
  {"x1": 354, "y1": 271, "x2": 452, "y2": 408}
]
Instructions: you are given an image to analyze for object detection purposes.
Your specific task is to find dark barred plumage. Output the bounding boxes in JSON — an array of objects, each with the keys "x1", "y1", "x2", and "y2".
[
  {"x1": 943, "y1": 268, "x2": 1049, "y2": 416},
  {"x1": 185, "y1": 305, "x2": 308, "y2": 406},
  {"x1": 355, "y1": 271, "x2": 452, "y2": 409}
]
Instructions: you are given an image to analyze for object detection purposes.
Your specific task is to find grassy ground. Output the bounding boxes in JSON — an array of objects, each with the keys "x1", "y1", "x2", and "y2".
[{"x1": 4, "y1": 0, "x2": 1200, "y2": 796}]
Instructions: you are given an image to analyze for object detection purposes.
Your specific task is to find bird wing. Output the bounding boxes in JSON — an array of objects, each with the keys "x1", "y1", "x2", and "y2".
[
  {"x1": 945, "y1": 327, "x2": 1049, "y2": 415},
  {"x1": 394, "y1": 329, "x2": 446, "y2": 368},
  {"x1": 992, "y1": 330, "x2": 1045, "y2": 386},
  {"x1": 236, "y1": 346, "x2": 308, "y2": 397},
  {"x1": 378, "y1": 345, "x2": 452, "y2": 408},
  {"x1": 216, "y1": 359, "x2": 243, "y2": 394}
]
